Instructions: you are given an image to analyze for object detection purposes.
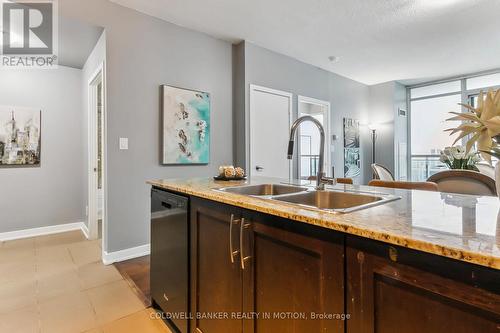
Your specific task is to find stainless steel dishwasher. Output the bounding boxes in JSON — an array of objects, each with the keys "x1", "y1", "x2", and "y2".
[{"x1": 151, "y1": 188, "x2": 189, "y2": 333}]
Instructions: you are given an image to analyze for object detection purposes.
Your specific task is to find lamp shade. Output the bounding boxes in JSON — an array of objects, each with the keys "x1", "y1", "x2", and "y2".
[{"x1": 368, "y1": 123, "x2": 379, "y2": 131}]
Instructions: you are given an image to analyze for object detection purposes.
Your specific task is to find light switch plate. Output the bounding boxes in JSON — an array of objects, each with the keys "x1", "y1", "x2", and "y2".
[{"x1": 119, "y1": 138, "x2": 129, "y2": 150}]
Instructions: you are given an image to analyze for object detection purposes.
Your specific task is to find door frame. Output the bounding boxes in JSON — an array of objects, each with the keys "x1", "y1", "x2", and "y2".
[
  {"x1": 87, "y1": 61, "x2": 107, "y2": 245},
  {"x1": 297, "y1": 95, "x2": 331, "y2": 177},
  {"x1": 249, "y1": 84, "x2": 293, "y2": 178}
]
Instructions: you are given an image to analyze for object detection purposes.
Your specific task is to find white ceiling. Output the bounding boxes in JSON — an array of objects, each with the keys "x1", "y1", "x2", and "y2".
[
  {"x1": 59, "y1": 17, "x2": 104, "y2": 69},
  {"x1": 109, "y1": 0, "x2": 500, "y2": 85}
]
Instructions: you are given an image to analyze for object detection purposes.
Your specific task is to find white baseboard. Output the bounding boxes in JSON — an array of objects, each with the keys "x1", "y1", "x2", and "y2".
[
  {"x1": 81, "y1": 223, "x2": 90, "y2": 239},
  {"x1": 102, "y1": 243, "x2": 150, "y2": 265},
  {"x1": 0, "y1": 221, "x2": 87, "y2": 242}
]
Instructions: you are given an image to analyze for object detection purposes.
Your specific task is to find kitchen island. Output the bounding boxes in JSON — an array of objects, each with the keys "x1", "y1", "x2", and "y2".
[{"x1": 148, "y1": 177, "x2": 500, "y2": 333}]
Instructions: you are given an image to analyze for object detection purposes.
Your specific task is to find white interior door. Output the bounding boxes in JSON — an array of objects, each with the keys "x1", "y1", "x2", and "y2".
[
  {"x1": 88, "y1": 64, "x2": 105, "y2": 241},
  {"x1": 249, "y1": 85, "x2": 292, "y2": 178}
]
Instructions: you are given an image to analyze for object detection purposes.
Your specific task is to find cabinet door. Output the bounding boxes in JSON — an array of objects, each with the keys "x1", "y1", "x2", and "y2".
[
  {"x1": 347, "y1": 243, "x2": 500, "y2": 333},
  {"x1": 242, "y1": 213, "x2": 345, "y2": 333},
  {"x1": 190, "y1": 198, "x2": 243, "y2": 333}
]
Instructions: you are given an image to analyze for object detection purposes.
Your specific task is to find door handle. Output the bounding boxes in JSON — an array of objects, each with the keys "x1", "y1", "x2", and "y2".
[
  {"x1": 255, "y1": 166, "x2": 264, "y2": 171},
  {"x1": 229, "y1": 214, "x2": 240, "y2": 264},
  {"x1": 239, "y1": 218, "x2": 252, "y2": 270}
]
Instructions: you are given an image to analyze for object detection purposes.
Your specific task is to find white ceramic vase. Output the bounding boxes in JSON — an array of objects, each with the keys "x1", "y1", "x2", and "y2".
[{"x1": 496, "y1": 162, "x2": 500, "y2": 198}]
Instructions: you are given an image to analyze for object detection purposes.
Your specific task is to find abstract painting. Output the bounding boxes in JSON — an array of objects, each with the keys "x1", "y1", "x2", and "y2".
[
  {"x1": 344, "y1": 148, "x2": 361, "y2": 178},
  {"x1": 162, "y1": 85, "x2": 210, "y2": 165},
  {"x1": 343, "y1": 118, "x2": 360, "y2": 178},
  {"x1": 0, "y1": 106, "x2": 41, "y2": 167}
]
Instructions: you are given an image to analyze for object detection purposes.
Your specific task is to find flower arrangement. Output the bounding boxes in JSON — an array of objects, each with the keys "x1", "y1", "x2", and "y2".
[
  {"x1": 439, "y1": 146, "x2": 480, "y2": 171},
  {"x1": 445, "y1": 89, "x2": 500, "y2": 164}
]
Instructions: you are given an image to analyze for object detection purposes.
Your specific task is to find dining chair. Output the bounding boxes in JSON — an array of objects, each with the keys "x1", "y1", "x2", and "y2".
[
  {"x1": 427, "y1": 170, "x2": 497, "y2": 196},
  {"x1": 368, "y1": 180, "x2": 438, "y2": 192},
  {"x1": 336, "y1": 177, "x2": 354, "y2": 185},
  {"x1": 371, "y1": 163, "x2": 395, "y2": 181},
  {"x1": 475, "y1": 162, "x2": 495, "y2": 179}
]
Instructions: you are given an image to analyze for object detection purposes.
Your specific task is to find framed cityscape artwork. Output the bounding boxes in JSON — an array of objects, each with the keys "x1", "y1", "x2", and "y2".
[
  {"x1": 0, "y1": 106, "x2": 41, "y2": 167},
  {"x1": 161, "y1": 85, "x2": 210, "y2": 165}
]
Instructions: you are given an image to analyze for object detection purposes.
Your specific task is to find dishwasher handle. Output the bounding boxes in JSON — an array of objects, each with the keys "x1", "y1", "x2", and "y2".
[
  {"x1": 161, "y1": 201, "x2": 173, "y2": 209},
  {"x1": 152, "y1": 189, "x2": 188, "y2": 210}
]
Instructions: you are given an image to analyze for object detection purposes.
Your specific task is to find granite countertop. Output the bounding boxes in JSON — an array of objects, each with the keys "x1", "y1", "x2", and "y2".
[{"x1": 147, "y1": 177, "x2": 500, "y2": 270}]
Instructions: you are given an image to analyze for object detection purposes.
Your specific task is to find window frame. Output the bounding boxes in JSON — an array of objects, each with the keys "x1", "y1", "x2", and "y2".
[{"x1": 407, "y1": 70, "x2": 500, "y2": 180}]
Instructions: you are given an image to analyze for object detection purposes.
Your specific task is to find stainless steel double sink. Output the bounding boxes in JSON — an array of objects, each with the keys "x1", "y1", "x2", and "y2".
[{"x1": 216, "y1": 183, "x2": 400, "y2": 213}]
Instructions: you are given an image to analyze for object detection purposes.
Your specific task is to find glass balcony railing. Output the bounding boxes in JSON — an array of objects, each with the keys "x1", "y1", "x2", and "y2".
[
  {"x1": 300, "y1": 155, "x2": 319, "y2": 179},
  {"x1": 411, "y1": 155, "x2": 448, "y2": 182}
]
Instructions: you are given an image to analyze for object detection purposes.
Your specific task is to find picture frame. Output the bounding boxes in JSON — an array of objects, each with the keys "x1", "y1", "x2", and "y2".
[
  {"x1": 0, "y1": 106, "x2": 41, "y2": 168},
  {"x1": 161, "y1": 85, "x2": 211, "y2": 165}
]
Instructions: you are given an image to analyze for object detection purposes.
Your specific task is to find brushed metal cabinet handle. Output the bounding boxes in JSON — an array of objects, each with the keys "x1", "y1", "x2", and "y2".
[
  {"x1": 239, "y1": 218, "x2": 252, "y2": 270},
  {"x1": 229, "y1": 214, "x2": 240, "y2": 264}
]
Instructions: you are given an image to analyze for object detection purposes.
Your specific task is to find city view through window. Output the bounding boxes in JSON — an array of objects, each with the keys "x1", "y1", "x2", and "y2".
[{"x1": 410, "y1": 72, "x2": 500, "y2": 181}]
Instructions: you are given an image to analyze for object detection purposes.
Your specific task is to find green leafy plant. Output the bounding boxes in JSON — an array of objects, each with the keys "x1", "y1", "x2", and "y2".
[
  {"x1": 440, "y1": 146, "x2": 480, "y2": 171},
  {"x1": 445, "y1": 90, "x2": 500, "y2": 164}
]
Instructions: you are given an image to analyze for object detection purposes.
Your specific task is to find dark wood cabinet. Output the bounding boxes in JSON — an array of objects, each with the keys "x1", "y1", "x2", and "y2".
[
  {"x1": 187, "y1": 196, "x2": 500, "y2": 333},
  {"x1": 346, "y1": 237, "x2": 500, "y2": 333},
  {"x1": 190, "y1": 198, "x2": 243, "y2": 333},
  {"x1": 242, "y1": 211, "x2": 345, "y2": 333},
  {"x1": 190, "y1": 198, "x2": 346, "y2": 333}
]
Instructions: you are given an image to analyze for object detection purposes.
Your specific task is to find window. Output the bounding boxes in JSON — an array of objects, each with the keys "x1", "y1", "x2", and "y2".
[
  {"x1": 466, "y1": 73, "x2": 500, "y2": 91},
  {"x1": 297, "y1": 97, "x2": 330, "y2": 179},
  {"x1": 409, "y1": 72, "x2": 500, "y2": 181},
  {"x1": 410, "y1": 81, "x2": 461, "y2": 99},
  {"x1": 410, "y1": 94, "x2": 461, "y2": 181},
  {"x1": 411, "y1": 95, "x2": 461, "y2": 155},
  {"x1": 298, "y1": 112, "x2": 324, "y2": 179}
]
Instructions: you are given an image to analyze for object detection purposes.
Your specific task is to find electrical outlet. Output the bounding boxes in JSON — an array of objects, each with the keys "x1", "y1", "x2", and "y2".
[{"x1": 119, "y1": 138, "x2": 129, "y2": 150}]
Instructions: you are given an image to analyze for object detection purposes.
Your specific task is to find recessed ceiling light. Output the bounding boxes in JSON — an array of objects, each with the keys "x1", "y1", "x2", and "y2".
[{"x1": 328, "y1": 56, "x2": 340, "y2": 63}]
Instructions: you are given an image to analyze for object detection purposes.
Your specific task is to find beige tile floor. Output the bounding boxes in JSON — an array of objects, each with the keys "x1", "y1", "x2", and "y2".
[{"x1": 0, "y1": 230, "x2": 172, "y2": 333}]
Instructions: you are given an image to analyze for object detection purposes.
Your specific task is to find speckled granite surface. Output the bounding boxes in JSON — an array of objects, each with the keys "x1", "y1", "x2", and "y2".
[{"x1": 148, "y1": 177, "x2": 500, "y2": 269}]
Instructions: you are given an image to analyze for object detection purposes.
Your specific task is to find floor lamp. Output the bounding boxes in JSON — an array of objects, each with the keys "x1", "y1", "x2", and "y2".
[
  {"x1": 368, "y1": 124, "x2": 378, "y2": 177},
  {"x1": 369, "y1": 124, "x2": 379, "y2": 163}
]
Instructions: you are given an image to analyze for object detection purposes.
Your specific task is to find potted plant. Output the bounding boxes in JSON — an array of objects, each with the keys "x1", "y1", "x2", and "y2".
[
  {"x1": 445, "y1": 89, "x2": 500, "y2": 196},
  {"x1": 439, "y1": 146, "x2": 480, "y2": 171}
]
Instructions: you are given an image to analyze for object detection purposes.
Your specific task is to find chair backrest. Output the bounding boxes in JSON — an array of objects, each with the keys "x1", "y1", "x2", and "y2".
[
  {"x1": 368, "y1": 180, "x2": 439, "y2": 192},
  {"x1": 371, "y1": 164, "x2": 395, "y2": 181},
  {"x1": 307, "y1": 176, "x2": 354, "y2": 185},
  {"x1": 475, "y1": 163, "x2": 495, "y2": 180},
  {"x1": 337, "y1": 178, "x2": 354, "y2": 185},
  {"x1": 427, "y1": 170, "x2": 497, "y2": 196}
]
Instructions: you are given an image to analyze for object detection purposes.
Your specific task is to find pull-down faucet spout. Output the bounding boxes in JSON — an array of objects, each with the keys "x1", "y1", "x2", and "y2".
[{"x1": 287, "y1": 116, "x2": 326, "y2": 190}]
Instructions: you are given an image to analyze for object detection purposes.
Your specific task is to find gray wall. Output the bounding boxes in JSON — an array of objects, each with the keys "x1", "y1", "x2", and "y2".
[
  {"x1": 0, "y1": 67, "x2": 85, "y2": 232},
  {"x1": 394, "y1": 82, "x2": 408, "y2": 180},
  {"x1": 61, "y1": 0, "x2": 233, "y2": 252},
  {"x1": 235, "y1": 42, "x2": 372, "y2": 184},
  {"x1": 367, "y1": 81, "x2": 408, "y2": 180},
  {"x1": 232, "y1": 43, "x2": 246, "y2": 167},
  {"x1": 368, "y1": 82, "x2": 396, "y2": 176}
]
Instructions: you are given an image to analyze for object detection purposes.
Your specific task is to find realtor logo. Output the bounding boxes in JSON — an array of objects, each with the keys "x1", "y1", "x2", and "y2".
[{"x1": 1, "y1": 0, "x2": 58, "y2": 68}]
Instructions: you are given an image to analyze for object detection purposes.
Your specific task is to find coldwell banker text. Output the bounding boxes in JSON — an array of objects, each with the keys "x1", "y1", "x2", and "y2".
[{"x1": 1, "y1": 0, "x2": 58, "y2": 68}]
